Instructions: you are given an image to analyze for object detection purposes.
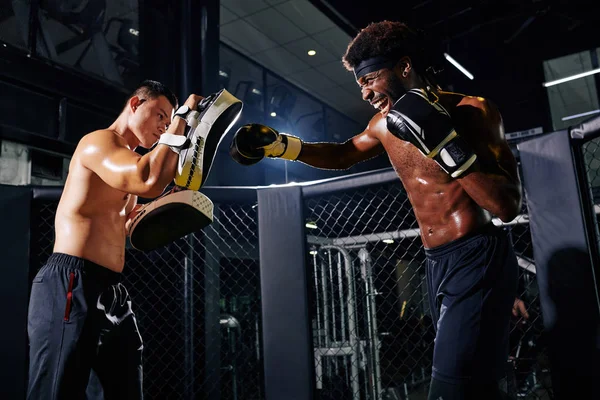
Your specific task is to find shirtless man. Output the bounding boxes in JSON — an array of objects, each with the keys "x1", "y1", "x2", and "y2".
[
  {"x1": 27, "y1": 80, "x2": 203, "y2": 399},
  {"x1": 230, "y1": 21, "x2": 522, "y2": 399}
]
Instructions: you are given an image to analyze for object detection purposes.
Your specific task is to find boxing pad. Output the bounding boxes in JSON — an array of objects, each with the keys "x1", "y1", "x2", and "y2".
[
  {"x1": 128, "y1": 190, "x2": 214, "y2": 251},
  {"x1": 130, "y1": 89, "x2": 242, "y2": 252},
  {"x1": 161, "y1": 88, "x2": 243, "y2": 191}
]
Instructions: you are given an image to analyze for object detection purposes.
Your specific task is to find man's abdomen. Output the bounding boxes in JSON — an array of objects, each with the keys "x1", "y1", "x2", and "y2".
[
  {"x1": 408, "y1": 180, "x2": 492, "y2": 248},
  {"x1": 53, "y1": 214, "x2": 127, "y2": 272}
]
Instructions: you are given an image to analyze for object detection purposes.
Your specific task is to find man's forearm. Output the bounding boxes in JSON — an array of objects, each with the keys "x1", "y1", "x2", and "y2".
[
  {"x1": 297, "y1": 143, "x2": 345, "y2": 169},
  {"x1": 297, "y1": 142, "x2": 363, "y2": 170},
  {"x1": 139, "y1": 117, "x2": 188, "y2": 197},
  {"x1": 457, "y1": 165, "x2": 522, "y2": 222}
]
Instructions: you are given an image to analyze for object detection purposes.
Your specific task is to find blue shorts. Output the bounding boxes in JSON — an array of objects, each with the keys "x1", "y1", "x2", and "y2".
[{"x1": 425, "y1": 223, "x2": 518, "y2": 384}]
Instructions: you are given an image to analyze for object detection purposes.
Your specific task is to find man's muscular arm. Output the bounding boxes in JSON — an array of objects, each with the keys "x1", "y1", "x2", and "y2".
[
  {"x1": 297, "y1": 128, "x2": 384, "y2": 170},
  {"x1": 79, "y1": 94, "x2": 202, "y2": 198},
  {"x1": 230, "y1": 115, "x2": 385, "y2": 170},
  {"x1": 456, "y1": 100, "x2": 522, "y2": 222}
]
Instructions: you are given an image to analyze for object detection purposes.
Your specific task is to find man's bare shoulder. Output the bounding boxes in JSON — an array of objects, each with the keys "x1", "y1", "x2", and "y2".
[
  {"x1": 79, "y1": 129, "x2": 127, "y2": 147},
  {"x1": 442, "y1": 91, "x2": 507, "y2": 147},
  {"x1": 74, "y1": 129, "x2": 129, "y2": 157},
  {"x1": 72, "y1": 130, "x2": 134, "y2": 173},
  {"x1": 444, "y1": 91, "x2": 502, "y2": 122},
  {"x1": 365, "y1": 112, "x2": 387, "y2": 136}
]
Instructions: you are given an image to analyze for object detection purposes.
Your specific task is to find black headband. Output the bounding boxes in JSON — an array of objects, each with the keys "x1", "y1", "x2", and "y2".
[{"x1": 353, "y1": 56, "x2": 398, "y2": 80}]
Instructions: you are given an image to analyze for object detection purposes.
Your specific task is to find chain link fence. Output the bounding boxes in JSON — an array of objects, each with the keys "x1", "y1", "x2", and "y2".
[
  {"x1": 29, "y1": 192, "x2": 263, "y2": 400},
  {"x1": 506, "y1": 195, "x2": 553, "y2": 400},
  {"x1": 27, "y1": 166, "x2": 556, "y2": 400},
  {"x1": 582, "y1": 137, "x2": 600, "y2": 254},
  {"x1": 305, "y1": 177, "x2": 553, "y2": 400}
]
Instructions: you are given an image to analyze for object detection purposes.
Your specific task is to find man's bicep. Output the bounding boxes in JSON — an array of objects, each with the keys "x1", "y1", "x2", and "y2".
[{"x1": 345, "y1": 129, "x2": 385, "y2": 162}]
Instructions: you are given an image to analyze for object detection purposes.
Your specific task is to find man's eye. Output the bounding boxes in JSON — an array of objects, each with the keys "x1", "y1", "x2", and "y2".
[{"x1": 159, "y1": 114, "x2": 163, "y2": 120}]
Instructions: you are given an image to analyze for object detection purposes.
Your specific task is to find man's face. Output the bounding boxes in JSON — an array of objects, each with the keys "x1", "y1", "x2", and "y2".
[
  {"x1": 129, "y1": 95, "x2": 174, "y2": 148},
  {"x1": 356, "y1": 67, "x2": 405, "y2": 117}
]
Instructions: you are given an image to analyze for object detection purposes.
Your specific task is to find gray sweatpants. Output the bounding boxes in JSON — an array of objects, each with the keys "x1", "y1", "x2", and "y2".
[{"x1": 27, "y1": 253, "x2": 144, "y2": 400}]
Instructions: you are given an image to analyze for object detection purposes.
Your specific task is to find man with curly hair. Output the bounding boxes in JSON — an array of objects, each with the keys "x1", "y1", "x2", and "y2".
[{"x1": 231, "y1": 21, "x2": 522, "y2": 399}]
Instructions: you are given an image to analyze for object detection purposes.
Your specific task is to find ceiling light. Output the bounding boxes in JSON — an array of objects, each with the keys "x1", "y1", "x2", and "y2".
[
  {"x1": 307, "y1": 50, "x2": 316, "y2": 56},
  {"x1": 561, "y1": 109, "x2": 600, "y2": 121},
  {"x1": 443, "y1": 53, "x2": 474, "y2": 80},
  {"x1": 270, "y1": 112, "x2": 277, "y2": 117},
  {"x1": 383, "y1": 239, "x2": 394, "y2": 244},
  {"x1": 305, "y1": 222, "x2": 317, "y2": 229},
  {"x1": 543, "y1": 68, "x2": 600, "y2": 87}
]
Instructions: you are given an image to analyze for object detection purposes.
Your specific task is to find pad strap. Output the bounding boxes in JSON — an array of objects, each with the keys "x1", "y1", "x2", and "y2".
[
  {"x1": 182, "y1": 110, "x2": 201, "y2": 128},
  {"x1": 158, "y1": 134, "x2": 190, "y2": 154}
]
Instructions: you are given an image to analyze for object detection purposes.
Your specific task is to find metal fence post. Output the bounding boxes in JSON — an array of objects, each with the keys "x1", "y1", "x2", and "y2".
[
  {"x1": 183, "y1": 233, "x2": 195, "y2": 399},
  {"x1": 203, "y1": 207, "x2": 222, "y2": 400}
]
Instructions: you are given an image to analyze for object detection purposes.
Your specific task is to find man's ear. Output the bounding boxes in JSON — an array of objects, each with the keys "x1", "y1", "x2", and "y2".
[
  {"x1": 129, "y1": 95, "x2": 142, "y2": 112},
  {"x1": 395, "y1": 56, "x2": 413, "y2": 77}
]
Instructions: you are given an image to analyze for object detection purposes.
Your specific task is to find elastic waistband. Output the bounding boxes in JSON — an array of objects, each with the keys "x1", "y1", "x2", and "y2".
[
  {"x1": 424, "y1": 222, "x2": 502, "y2": 258},
  {"x1": 46, "y1": 252, "x2": 121, "y2": 284}
]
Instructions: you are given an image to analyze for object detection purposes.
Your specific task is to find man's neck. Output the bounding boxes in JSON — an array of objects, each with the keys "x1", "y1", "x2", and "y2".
[
  {"x1": 108, "y1": 114, "x2": 140, "y2": 150},
  {"x1": 403, "y1": 73, "x2": 436, "y2": 95}
]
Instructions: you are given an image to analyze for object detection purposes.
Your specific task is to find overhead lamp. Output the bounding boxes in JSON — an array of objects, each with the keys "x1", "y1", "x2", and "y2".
[
  {"x1": 561, "y1": 109, "x2": 600, "y2": 121},
  {"x1": 383, "y1": 239, "x2": 394, "y2": 244},
  {"x1": 270, "y1": 112, "x2": 277, "y2": 117},
  {"x1": 309, "y1": 250, "x2": 318, "y2": 255},
  {"x1": 443, "y1": 53, "x2": 474, "y2": 80},
  {"x1": 305, "y1": 222, "x2": 318, "y2": 229},
  {"x1": 543, "y1": 68, "x2": 600, "y2": 87},
  {"x1": 307, "y1": 50, "x2": 316, "y2": 56}
]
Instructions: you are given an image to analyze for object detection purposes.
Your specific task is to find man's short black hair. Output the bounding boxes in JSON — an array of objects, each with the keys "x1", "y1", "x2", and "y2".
[
  {"x1": 126, "y1": 80, "x2": 178, "y2": 110},
  {"x1": 342, "y1": 21, "x2": 425, "y2": 72}
]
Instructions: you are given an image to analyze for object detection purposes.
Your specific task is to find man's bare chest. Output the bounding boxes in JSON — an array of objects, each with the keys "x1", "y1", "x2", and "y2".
[{"x1": 383, "y1": 138, "x2": 451, "y2": 183}]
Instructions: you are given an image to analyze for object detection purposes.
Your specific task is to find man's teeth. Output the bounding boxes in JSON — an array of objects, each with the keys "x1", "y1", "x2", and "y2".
[{"x1": 373, "y1": 98, "x2": 385, "y2": 109}]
